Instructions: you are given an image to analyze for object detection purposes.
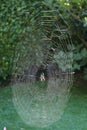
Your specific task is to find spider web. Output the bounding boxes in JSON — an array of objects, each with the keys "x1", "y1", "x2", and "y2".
[{"x1": 11, "y1": 5, "x2": 74, "y2": 128}]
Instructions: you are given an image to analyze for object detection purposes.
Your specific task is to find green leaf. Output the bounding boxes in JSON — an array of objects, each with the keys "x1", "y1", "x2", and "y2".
[{"x1": 81, "y1": 48, "x2": 87, "y2": 57}]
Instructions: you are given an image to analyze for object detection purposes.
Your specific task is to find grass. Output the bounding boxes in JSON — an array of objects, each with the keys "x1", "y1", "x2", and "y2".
[{"x1": 0, "y1": 79, "x2": 87, "y2": 130}]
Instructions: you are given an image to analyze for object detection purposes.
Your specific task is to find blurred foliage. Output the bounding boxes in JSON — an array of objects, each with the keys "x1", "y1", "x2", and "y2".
[
  {"x1": 0, "y1": 0, "x2": 42, "y2": 82},
  {"x1": 53, "y1": 51, "x2": 73, "y2": 71},
  {"x1": 0, "y1": 0, "x2": 87, "y2": 84}
]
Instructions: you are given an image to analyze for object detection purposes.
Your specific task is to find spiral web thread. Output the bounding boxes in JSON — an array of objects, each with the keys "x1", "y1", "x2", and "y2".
[{"x1": 11, "y1": 7, "x2": 74, "y2": 128}]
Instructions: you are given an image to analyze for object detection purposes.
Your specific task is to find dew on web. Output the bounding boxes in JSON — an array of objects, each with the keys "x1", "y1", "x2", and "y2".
[{"x1": 11, "y1": 5, "x2": 74, "y2": 128}]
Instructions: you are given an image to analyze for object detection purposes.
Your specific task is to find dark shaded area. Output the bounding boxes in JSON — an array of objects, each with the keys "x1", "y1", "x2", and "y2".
[
  {"x1": 35, "y1": 65, "x2": 48, "y2": 81},
  {"x1": 0, "y1": 75, "x2": 11, "y2": 87}
]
